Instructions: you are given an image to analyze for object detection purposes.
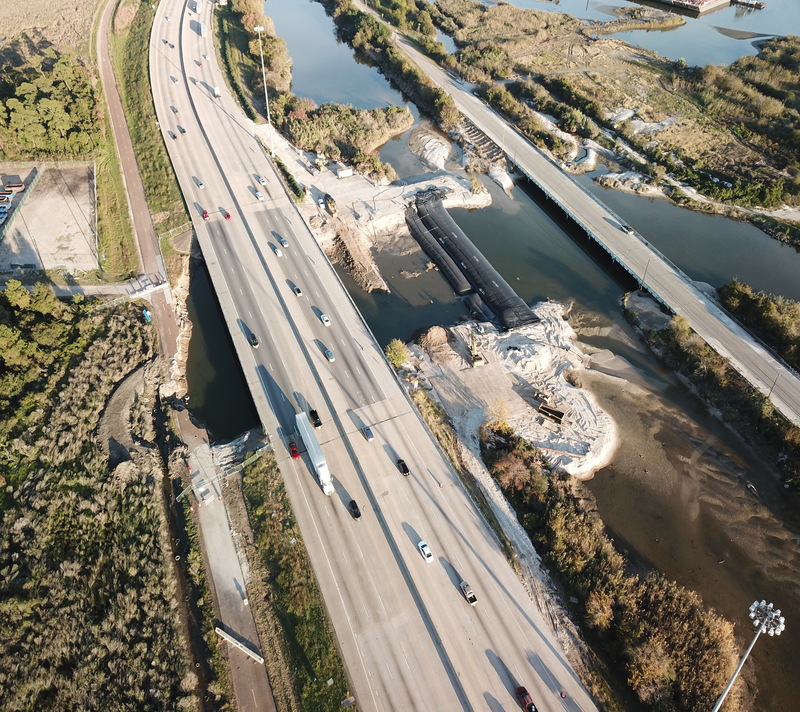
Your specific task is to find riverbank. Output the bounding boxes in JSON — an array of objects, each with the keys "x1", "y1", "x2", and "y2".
[
  {"x1": 257, "y1": 123, "x2": 491, "y2": 292},
  {"x1": 407, "y1": 302, "x2": 618, "y2": 479}
]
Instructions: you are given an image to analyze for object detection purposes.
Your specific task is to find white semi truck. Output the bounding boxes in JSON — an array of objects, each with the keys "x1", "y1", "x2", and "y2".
[{"x1": 296, "y1": 412, "x2": 334, "y2": 495}]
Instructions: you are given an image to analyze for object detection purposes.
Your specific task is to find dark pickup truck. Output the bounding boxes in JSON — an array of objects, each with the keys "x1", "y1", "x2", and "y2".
[
  {"x1": 397, "y1": 459, "x2": 410, "y2": 476},
  {"x1": 309, "y1": 409, "x2": 322, "y2": 428}
]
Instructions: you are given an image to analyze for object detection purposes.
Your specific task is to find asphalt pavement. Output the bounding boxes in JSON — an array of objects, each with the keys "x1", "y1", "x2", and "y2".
[{"x1": 148, "y1": 2, "x2": 599, "y2": 711}]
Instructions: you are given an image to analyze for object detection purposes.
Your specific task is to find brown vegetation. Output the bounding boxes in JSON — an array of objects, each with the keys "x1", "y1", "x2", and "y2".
[
  {"x1": 433, "y1": 0, "x2": 798, "y2": 209},
  {"x1": 0, "y1": 0, "x2": 102, "y2": 53},
  {"x1": 0, "y1": 286, "x2": 197, "y2": 710},
  {"x1": 480, "y1": 425, "x2": 742, "y2": 711}
]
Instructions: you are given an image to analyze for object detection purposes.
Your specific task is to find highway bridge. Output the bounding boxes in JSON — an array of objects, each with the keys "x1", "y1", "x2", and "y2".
[
  {"x1": 149, "y1": 1, "x2": 598, "y2": 710},
  {"x1": 393, "y1": 34, "x2": 800, "y2": 428}
]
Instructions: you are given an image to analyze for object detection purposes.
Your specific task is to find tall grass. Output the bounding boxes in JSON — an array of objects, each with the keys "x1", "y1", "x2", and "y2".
[
  {"x1": 241, "y1": 455, "x2": 351, "y2": 711},
  {"x1": 109, "y1": 2, "x2": 186, "y2": 231},
  {"x1": 95, "y1": 125, "x2": 138, "y2": 280}
]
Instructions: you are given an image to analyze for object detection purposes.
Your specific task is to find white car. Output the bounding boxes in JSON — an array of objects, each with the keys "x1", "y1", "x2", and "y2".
[
  {"x1": 292, "y1": 285, "x2": 303, "y2": 297},
  {"x1": 319, "y1": 313, "x2": 331, "y2": 326},
  {"x1": 257, "y1": 175, "x2": 266, "y2": 186},
  {"x1": 196, "y1": 179, "x2": 204, "y2": 189},
  {"x1": 273, "y1": 246, "x2": 283, "y2": 257},
  {"x1": 278, "y1": 236, "x2": 288, "y2": 248},
  {"x1": 255, "y1": 190, "x2": 264, "y2": 201},
  {"x1": 417, "y1": 541, "x2": 433, "y2": 563}
]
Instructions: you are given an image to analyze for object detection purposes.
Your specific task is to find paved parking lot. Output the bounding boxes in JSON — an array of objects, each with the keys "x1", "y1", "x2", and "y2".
[{"x1": 0, "y1": 163, "x2": 97, "y2": 274}]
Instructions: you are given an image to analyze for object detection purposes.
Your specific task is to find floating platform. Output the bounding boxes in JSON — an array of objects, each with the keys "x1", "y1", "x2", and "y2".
[{"x1": 635, "y1": 0, "x2": 730, "y2": 14}]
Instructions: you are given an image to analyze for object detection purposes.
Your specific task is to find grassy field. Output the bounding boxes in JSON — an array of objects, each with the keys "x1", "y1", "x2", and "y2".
[
  {"x1": 217, "y1": 7, "x2": 260, "y2": 121},
  {"x1": 239, "y1": 454, "x2": 352, "y2": 711},
  {"x1": 95, "y1": 121, "x2": 138, "y2": 280},
  {"x1": 110, "y1": 0, "x2": 187, "y2": 233},
  {"x1": 2, "y1": 0, "x2": 102, "y2": 53}
]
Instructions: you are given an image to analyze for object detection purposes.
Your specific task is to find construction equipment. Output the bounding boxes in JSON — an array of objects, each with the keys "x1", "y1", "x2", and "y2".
[
  {"x1": 468, "y1": 331, "x2": 485, "y2": 367},
  {"x1": 538, "y1": 403, "x2": 565, "y2": 425}
]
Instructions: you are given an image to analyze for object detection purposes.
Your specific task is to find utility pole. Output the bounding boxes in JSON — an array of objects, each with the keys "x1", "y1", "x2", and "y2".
[
  {"x1": 254, "y1": 26, "x2": 275, "y2": 157},
  {"x1": 711, "y1": 600, "x2": 784, "y2": 712}
]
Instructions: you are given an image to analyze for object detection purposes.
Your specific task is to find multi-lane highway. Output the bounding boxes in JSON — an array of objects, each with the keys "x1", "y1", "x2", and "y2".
[{"x1": 150, "y1": 2, "x2": 597, "y2": 711}]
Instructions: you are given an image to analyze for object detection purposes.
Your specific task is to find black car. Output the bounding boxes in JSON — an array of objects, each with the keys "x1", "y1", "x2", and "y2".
[
  {"x1": 348, "y1": 500, "x2": 362, "y2": 520},
  {"x1": 309, "y1": 409, "x2": 322, "y2": 428},
  {"x1": 397, "y1": 459, "x2": 410, "y2": 476},
  {"x1": 248, "y1": 333, "x2": 259, "y2": 348}
]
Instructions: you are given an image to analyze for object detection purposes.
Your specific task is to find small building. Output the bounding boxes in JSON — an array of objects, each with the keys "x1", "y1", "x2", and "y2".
[{"x1": 334, "y1": 162, "x2": 354, "y2": 179}]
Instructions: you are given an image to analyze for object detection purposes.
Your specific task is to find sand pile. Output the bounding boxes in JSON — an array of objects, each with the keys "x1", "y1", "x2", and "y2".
[{"x1": 412, "y1": 302, "x2": 618, "y2": 478}]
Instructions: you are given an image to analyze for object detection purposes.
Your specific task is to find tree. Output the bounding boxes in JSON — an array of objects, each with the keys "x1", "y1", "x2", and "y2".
[{"x1": 385, "y1": 338, "x2": 409, "y2": 368}]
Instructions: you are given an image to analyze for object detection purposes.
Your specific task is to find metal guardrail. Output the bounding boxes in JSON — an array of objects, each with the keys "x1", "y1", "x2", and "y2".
[{"x1": 157, "y1": 221, "x2": 193, "y2": 241}]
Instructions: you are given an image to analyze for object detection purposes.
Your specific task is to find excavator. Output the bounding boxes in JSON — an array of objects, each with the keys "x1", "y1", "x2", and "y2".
[{"x1": 468, "y1": 331, "x2": 485, "y2": 367}]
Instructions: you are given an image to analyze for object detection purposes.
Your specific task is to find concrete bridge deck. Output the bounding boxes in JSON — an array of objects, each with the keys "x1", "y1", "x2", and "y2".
[{"x1": 394, "y1": 35, "x2": 800, "y2": 427}]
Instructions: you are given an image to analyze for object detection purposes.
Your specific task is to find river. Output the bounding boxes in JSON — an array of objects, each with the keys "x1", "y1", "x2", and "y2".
[
  {"x1": 185, "y1": 0, "x2": 800, "y2": 708},
  {"x1": 480, "y1": 0, "x2": 800, "y2": 67}
]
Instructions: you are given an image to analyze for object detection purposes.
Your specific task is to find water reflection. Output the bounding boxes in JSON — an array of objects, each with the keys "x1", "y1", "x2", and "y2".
[{"x1": 470, "y1": 0, "x2": 795, "y2": 66}]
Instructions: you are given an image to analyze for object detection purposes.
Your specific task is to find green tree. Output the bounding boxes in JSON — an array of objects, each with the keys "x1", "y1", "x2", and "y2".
[{"x1": 385, "y1": 338, "x2": 409, "y2": 368}]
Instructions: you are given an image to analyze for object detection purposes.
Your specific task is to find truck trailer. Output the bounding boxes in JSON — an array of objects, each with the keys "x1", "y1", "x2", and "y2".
[{"x1": 296, "y1": 412, "x2": 334, "y2": 495}]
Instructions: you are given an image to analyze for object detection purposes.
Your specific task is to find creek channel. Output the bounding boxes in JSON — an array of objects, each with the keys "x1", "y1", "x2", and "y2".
[{"x1": 185, "y1": 0, "x2": 800, "y2": 708}]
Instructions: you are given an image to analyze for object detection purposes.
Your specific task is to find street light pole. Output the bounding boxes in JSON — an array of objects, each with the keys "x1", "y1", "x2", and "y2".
[
  {"x1": 711, "y1": 600, "x2": 785, "y2": 712},
  {"x1": 253, "y1": 25, "x2": 275, "y2": 157}
]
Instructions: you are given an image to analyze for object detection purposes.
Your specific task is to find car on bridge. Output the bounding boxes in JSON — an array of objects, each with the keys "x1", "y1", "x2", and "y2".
[
  {"x1": 292, "y1": 285, "x2": 303, "y2": 297},
  {"x1": 397, "y1": 459, "x2": 410, "y2": 476},
  {"x1": 515, "y1": 686, "x2": 538, "y2": 712},
  {"x1": 348, "y1": 500, "x2": 362, "y2": 520},
  {"x1": 289, "y1": 441, "x2": 301, "y2": 460},
  {"x1": 417, "y1": 541, "x2": 433, "y2": 563},
  {"x1": 324, "y1": 349, "x2": 335, "y2": 363},
  {"x1": 202, "y1": 210, "x2": 209, "y2": 220},
  {"x1": 273, "y1": 245, "x2": 283, "y2": 257},
  {"x1": 277, "y1": 236, "x2": 289, "y2": 248},
  {"x1": 224, "y1": 211, "x2": 231, "y2": 220},
  {"x1": 248, "y1": 333, "x2": 259, "y2": 348},
  {"x1": 319, "y1": 313, "x2": 331, "y2": 326}
]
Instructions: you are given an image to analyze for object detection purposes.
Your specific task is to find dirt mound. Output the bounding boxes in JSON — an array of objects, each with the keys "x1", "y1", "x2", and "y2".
[
  {"x1": 418, "y1": 325, "x2": 461, "y2": 364},
  {"x1": 328, "y1": 222, "x2": 389, "y2": 293}
]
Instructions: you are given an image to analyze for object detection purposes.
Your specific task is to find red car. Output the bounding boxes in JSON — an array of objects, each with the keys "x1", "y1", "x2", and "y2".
[
  {"x1": 515, "y1": 686, "x2": 538, "y2": 712},
  {"x1": 202, "y1": 209, "x2": 209, "y2": 220},
  {"x1": 224, "y1": 211, "x2": 231, "y2": 220},
  {"x1": 289, "y1": 442, "x2": 301, "y2": 460}
]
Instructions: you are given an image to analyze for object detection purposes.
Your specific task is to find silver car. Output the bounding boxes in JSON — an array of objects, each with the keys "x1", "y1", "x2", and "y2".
[
  {"x1": 319, "y1": 313, "x2": 331, "y2": 327},
  {"x1": 417, "y1": 541, "x2": 433, "y2": 563},
  {"x1": 324, "y1": 349, "x2": 335, "y2": 363}
]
